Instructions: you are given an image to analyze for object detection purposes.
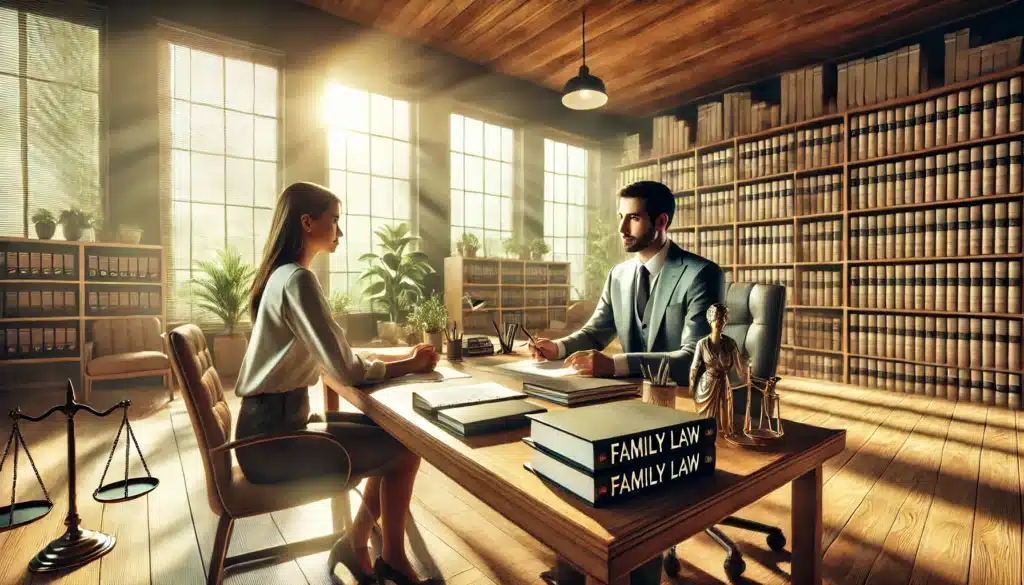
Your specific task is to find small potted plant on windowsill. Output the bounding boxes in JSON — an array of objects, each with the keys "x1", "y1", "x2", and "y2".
[
  {"x1": 455, "y1": 233, "x2": 480, "y2": 258},
  {"x1": 32, "y1": 209, "x2": 57, "y2": 240},
  {"x1": 529, "y1": 238, "x2": 550, "y2": 261},
  {"x1": 329, "y1": 290, "x2": 353, "y2": 331},
  {"x1": 59, "y1": 208, "x2": 98, "y2": 242},
  {"x1": 503, "y1": 236, "x2": 529, "y2": 260},
  {"x1": 191, "y1": 247, "x2": 256, "y2": 378},
  {"x1": 409, "y1": 293, "x2": 448, "y2": 352}
]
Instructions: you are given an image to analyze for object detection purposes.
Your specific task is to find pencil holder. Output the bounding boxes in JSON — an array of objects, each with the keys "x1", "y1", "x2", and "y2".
[
  {"x1": 447, "y1": 339, "x2": 463, "y2": 361},
  {"x1": 642, "y1": 380, "x2": 677, "y2": 408}
]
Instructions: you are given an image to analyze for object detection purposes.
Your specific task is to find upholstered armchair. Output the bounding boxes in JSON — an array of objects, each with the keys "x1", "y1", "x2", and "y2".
[{"x1": 84, "y1": 317, "x2": 173, "y2": 401}]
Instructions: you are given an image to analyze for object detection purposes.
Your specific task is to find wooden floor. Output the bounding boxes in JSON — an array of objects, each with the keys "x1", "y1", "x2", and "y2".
[{"x1": 0, "y1": 377, "x2": 1021, "y2": 585}]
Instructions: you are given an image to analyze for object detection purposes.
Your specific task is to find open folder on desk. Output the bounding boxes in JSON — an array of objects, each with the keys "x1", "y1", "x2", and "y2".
[{"x1": 494, "y1": 358, "x2": 578, "y2": 378}]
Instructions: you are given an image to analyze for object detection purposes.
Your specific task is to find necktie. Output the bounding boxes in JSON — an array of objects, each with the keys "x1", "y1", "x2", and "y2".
[{"x1": 636, "y1": 265, "x2": 650, "y2": 320}]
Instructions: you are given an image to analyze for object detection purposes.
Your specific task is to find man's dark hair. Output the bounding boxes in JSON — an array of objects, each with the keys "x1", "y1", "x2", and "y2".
[{"x1": 619, "y1": 180, "x2": 675, "y2": 228}]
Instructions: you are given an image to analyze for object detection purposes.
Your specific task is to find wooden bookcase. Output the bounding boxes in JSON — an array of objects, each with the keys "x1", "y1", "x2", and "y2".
[
  {"x1": 616, "y1": 64, "x2": 1024, "y2": 409},
  {"x1": 444, "y1": 256, "x2": 571, "y2": 336},
  {"x1": 0, "y1": 236, "x2": 167, "y2": 389}
]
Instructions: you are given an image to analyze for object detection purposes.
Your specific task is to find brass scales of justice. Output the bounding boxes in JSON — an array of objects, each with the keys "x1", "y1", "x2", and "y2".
[{"x1": 0, "y1": 379, "x2": 158, "y2": 572}]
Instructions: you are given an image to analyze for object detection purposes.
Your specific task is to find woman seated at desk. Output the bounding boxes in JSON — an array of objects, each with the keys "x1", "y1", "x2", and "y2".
[{"x1": 234, "y1": 181, "x2": 440, "y2": 585}]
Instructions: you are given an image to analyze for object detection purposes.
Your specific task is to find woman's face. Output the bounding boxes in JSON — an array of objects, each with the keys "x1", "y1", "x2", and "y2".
[
  {"x1": 711, "y1": 309, "x2": 727, "y2": 331},
  {"x1": 302, "y1": 199, "x2": 343, "y2": 255}
]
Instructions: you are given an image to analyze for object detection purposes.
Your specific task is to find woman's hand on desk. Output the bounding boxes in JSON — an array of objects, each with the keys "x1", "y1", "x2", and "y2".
[{"x1": 382, "y1": 344, "x2": 439, "y2": 378}]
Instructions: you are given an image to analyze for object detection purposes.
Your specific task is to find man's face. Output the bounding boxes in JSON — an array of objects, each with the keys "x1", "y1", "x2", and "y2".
[{"x1": 618, "y1": 197, "x2": 658, "y2": 253}]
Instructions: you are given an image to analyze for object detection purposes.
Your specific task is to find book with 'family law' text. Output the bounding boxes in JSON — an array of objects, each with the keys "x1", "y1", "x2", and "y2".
[{"x1": 527, "y1": 400, "x2": 716, "y2": 473}]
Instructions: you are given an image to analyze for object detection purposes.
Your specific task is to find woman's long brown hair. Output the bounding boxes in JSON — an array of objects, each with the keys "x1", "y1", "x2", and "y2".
[{"x1": 250, "y1": 182, "x2": 339, "y2": 322}]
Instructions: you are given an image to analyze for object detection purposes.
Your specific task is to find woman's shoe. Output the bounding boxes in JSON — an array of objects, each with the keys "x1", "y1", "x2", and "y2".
[
  {"x1": 373, "y1": 556, "x2": 444, "y2": 585},
  {"x1": 328, "y1": 532, "x2": 375, "y2": 585}
]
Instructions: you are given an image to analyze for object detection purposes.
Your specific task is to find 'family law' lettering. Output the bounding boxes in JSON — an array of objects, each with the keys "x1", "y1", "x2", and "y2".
[
  {"x1": 609, "y1": 452, "x2": 708, "y2": 497},
  {"x1": 609, "y1": 425, "x2": 704, "y2": 465}
]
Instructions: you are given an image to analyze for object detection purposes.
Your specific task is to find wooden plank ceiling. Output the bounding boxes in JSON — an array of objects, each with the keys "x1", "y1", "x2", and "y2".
[{"x1": 300, "y1": 0, "x2": 1011, "y2": 117}]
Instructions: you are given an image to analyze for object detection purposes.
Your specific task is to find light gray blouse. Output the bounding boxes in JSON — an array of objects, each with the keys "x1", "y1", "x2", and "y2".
[{"x1": 234, "y1": 263, "x2": 385, "y2": 397}]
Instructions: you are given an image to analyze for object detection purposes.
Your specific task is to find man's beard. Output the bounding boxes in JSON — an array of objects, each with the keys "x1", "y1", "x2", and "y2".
[{"x1": 623, "y1": 225, "x2": 656, "y2": 253}]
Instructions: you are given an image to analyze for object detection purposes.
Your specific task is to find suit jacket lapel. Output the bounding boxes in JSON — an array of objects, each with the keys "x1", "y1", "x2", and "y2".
[{"x1": 646, "y1": 244, "x2": 687, "y2": 351}]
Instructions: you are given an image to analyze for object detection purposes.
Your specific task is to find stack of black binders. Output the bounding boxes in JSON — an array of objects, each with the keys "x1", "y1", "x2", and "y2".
[{"x1": 523, "y1": 401, "x2": 717, "y2": 506}]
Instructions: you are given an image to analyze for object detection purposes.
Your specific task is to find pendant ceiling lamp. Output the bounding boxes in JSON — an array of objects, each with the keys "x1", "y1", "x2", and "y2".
[{"x1": 562, "y1": 8, "x2": 607, "y2": 110}]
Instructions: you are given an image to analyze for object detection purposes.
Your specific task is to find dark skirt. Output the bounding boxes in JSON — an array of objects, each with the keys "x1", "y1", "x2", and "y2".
[{"x1": 235, "y1": 387, "x2": 411, "y2": 485}]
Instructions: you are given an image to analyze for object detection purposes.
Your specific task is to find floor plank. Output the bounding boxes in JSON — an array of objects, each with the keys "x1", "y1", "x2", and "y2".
[
  {"x1": 908, "y1": 401, "x2": 988, "y2": 585},
  {"x1": 967, "y1": 406, "x2": 1021, "y2": 585}
]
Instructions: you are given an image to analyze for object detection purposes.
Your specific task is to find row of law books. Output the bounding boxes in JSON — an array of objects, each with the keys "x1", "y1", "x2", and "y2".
[
  {"x1": 3, "y1": 250, "x2": 77, "y2": 279},
  {"x1": 524, "y1": 401, "x2": 716, "y2": 507},
  {"x1": 651, "y1": 115, "x2": 693, "y2": 157},
  {"x1": 87, "y1": 291, "x2": 162, "y2": 314},
  {"x1": 781, "y1": 65, "x2": 837, "y2": 124},
  {"x1": 849, "y1": 313, "x2": 1022, "y2": 371},
  {"x1": 794, "y1": 125, "x2": 845, "y2": 169},
  {"x1": 738, "y1": 134, "x2": 795, "y2": 178},
  {"x1": 674, "y1": 193, "x2": 696, "y2": 227},
  {"x1": 848, "y1": 201, "x2": 1023, "y2": 260},
  {"x1": 799, "y1": 270, "x2": 842, "y2": 308},
  {"x1": 4, "y1": 326, "x2": 78, "y2": 357},
  {"x1": 662, "y1": 157, "x2": 696, "y2": 192},
  {"x1": 779, "y1": 349, "x2": 842, "y2": 383},
  {"x1": 621, "y1": 134, "x2": 641, "y2": 165},
  {"x1": 617, "y1": 164, "x2": 658, "y2": 189},
  {"x1": 799, "y1": 219, "x2": 843, "y2": 263},
  {"x1": 740, "y1": 180, "x2": 795, "y2": 221},
  {"x1": 837, "y1": 44, "x2": 928, "y2": 111},
  {"x1": 671, "y1": 229, "x2": 695, "y2": 252},
  {"x1": 849, "y1": 143, "x2": 1023, "y2": 209},
  {"x1": 700, "y1": 149, "x2": 735, "y2": 186},
  {"x1": 852, "y1": 358, "x2": 1022, "y2": 408},
  {"x1": 799, "y1": 174, "x2": 843, "y2": 215},
  {"x1": 736, "y1": 225, "x2": 794, "y2": 265},
  {"x1": 699, "y1": 190, "x2": 734, "y2": 225},
  {"x1": 697, "y1": 229, "x2": 734, "y2": 267},
  {"x1": 944, "y1": 29, "x2": 1022, "y2": 85},
  {"x1": 848, "y1": 80, "x2": 1023, "y2": 163},
  {"x1": 736, "y1": 268, "x2": 792, "y2": 293},
  {"x1": 87, "y1": 254, "x2": 160, "y2": 282},
  {"x1": 848, "y1": 260, "x2": 1022, "y2": 314},
  {"x1": 3, "y1": 289, "x2": 78, "y2": 317},
  {"x1": 791, "y1": 314, "x2": 842, "y2": 351}
]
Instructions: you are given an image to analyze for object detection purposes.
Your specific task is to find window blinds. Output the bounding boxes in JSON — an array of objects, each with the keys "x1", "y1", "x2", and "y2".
[{"x1": 0, "y1": 4, "x2": 101, "y2": 239}]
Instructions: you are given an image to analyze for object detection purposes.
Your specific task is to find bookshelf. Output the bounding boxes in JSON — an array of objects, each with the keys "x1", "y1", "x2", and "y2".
[
  {"x1": 444, "y1": 257, "x2": 571, "y2": 336},
  {"x1": 616, "y1": 64, "x2": 1024, "y2": 409},
  {"x1": 0, "y1": 236, "x2": 167, "y2": 388}
]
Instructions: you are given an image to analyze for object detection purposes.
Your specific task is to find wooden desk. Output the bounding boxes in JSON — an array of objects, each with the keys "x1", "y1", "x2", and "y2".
[{"x1": 323, "y1": 356, "x2": 845, "y2": 585}]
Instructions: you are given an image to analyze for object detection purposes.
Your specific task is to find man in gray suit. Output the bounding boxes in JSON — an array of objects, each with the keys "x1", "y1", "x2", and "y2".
[
  {"x1": 532, "y1": 180, "x2": 724, "y2": 385},
  {"x1": 532, "y1": 180, "x2": 724, "y2": 585}
]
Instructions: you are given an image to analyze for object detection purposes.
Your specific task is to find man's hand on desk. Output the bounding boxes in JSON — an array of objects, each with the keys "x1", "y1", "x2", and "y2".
[
  {"x1": 564, "y1": 350, "x2": 614, "y2": 377},
  {"x1": 529, "y1": 338, "x2": 559, "y2": 361}
]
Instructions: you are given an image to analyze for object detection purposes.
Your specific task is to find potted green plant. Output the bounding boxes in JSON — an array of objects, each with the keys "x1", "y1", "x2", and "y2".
[
  {"x1": 329, "y1": 290, "x2": 353, "y2": 331},
  {"x1": 455, "y1": 233, "x2": 480, "y2": 258},
  {"x1": 584, "y1": 212, "x2": 625, "y2": 300},
  {"x1": 529, "y1": 238, "x2": 550, "y2": 261},
  {"x1": 58, "y1": 208, "x2": 97, "y2": 242},
  {"x1": 191, "y1": 247, "x2": 256, "y2": 377},
  {"x1": 118, "y1": 224, "x2": 144, "y2": 245},
  {"x1": 409, "y1": 293, "x2": 448, "y2": 352},
  {"x1": 359, "y1": 223, "x2": 434, "y2": 344},
  {"x1": 31, "y1": 209, "x2": 57, "y2": 240},
  {"x1": 503, "y1": 236, "x2": 530, "y2": 260}
]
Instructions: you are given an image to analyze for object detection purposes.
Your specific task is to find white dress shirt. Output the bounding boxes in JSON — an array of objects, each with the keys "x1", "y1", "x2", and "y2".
[
  {"x1": 556, "y1": 239, "x2": 671, "y2": 376},
  {"x1": 234, "y1": 263, "x2": 385, "y2": 397}
]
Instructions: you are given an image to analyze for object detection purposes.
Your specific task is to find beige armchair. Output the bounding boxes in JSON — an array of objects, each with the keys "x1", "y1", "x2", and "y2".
[{"x1": 84, "y1": 317, "x2": 173, "y2": 402}]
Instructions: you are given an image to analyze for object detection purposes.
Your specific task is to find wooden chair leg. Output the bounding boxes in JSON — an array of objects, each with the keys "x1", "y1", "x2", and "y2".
[
  {"x1": 208, "y1": 516, "x2": 234, "y2": 585},
  {"x1": 164, "y1": 371, "x2": 174, "y2": 401}
]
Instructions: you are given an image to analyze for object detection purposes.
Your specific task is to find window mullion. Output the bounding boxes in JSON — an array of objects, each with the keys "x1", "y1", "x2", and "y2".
[{"x1": 19, "y1": 10, "x2": 28, "y2": 237}]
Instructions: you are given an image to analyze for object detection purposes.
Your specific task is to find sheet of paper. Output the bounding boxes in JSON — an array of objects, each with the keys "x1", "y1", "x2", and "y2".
[
  {"x1": 394, "y1": 366, "x2": 472, "y2": 384},
  {"x1": 495, "y1": 359, "x2": 578, "y2": 378}
]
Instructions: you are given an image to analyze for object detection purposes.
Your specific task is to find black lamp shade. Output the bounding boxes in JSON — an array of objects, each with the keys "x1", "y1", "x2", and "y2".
[{"x1": 561, "y1": 64, "x2": 608, "y2": 110}]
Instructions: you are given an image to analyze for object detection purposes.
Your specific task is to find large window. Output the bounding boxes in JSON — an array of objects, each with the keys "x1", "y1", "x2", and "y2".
[
  {"x1": 449, "y1": 114, "x2": 514, "y2": 257},
  {"x1": 165, "y1": 42, "x2": 279, "y2": 323},
  {"x1": 0, "y1": 8, "x2": 100, "y2": 238},
  {"x1": 543, "y1": 138, "x2": 587, "y2": 298},
  {"x1": 324, "y1": 83, "x2": 412, "y2": 304}
]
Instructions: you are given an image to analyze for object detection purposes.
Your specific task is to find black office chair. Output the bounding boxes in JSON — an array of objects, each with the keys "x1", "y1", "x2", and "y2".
[{"x1": 663, "y1": 281, "x2": 788, "y2": 581}]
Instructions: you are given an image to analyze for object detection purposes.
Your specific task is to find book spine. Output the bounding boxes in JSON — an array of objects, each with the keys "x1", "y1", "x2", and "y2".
[
  {"x1": 596, "y1": 445, "x2": 716, "y2": 506},
  {"x1": 595, "y1": 418, "x2": 717, "y2": 471}
]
